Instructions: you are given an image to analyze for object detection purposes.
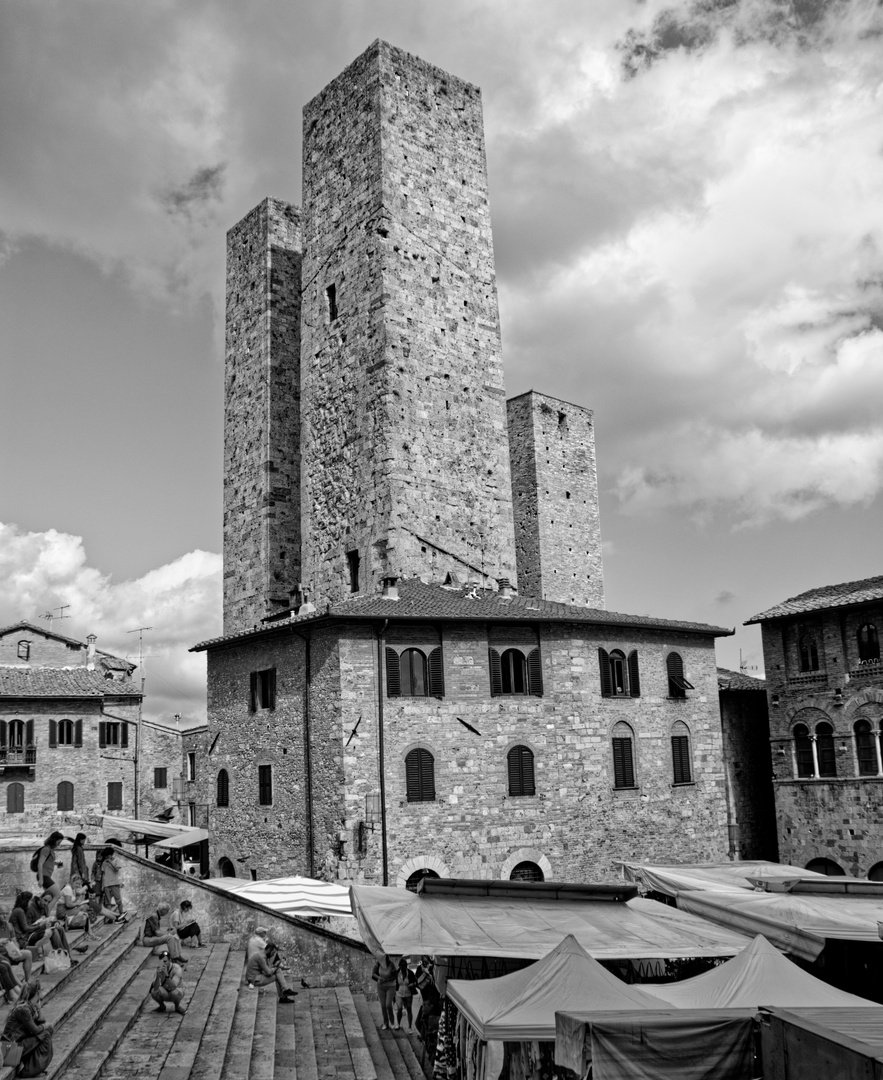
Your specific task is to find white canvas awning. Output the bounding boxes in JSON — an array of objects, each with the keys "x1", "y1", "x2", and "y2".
[
  {"x1": 620, "y1": 860, "x2": 827, "y2": 897},
  {"x1": 152, "y1": 829, "x2": 209, "y2": 850},
  {"x1": 207, "y1": 875, "x2": 353, "y2": 918},
  {"x1": 101, "y1": 815, "x2": 194, "y2": 840}
]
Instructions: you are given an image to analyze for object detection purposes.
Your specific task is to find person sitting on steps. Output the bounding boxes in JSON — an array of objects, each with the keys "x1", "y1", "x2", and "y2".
[
  {"x1": 170, "y1": 900, "x2": 204, "y2": 948},
  {"x1": 141, "y1": 903, "x2": 186, "y2": 962},
  {"x1": 2, "y1": 979, "x2": 54, "y2": 1078},
  {"x1": 244, "y1": 927, "x2": 296, "y2": 1003}
]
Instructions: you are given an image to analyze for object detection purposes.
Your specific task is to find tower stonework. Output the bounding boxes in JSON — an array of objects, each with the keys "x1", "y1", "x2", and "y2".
[
  {"x1": 223, "y1": 198, "x2": 303, "y2": 634},
  {"x1": 507, "y1": 391, "x2": 604, "y2": 608},
  {"x1": 299, "y1": 40, "x2": 518, "y2": 606}
]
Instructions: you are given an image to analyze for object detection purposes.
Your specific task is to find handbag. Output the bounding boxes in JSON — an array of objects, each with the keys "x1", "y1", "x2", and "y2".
[
  {"x1": 68, "y1": 912, "x2": 88, "y2": 930},
  {"x1": 43, "y1": 948, "x2": 71, "y2": 974},
  {"x1": 0, "y1": 1040, "x2": 23, "y2": 1067},
  {"x1": 1, "y1": 939, "x2": 23, "y2": 962}
]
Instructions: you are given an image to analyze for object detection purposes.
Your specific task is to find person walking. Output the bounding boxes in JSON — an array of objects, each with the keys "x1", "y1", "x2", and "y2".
[
  {"x1": 68, "y1": 833, "x2": 88, "y2": 884},
  {"x1": 149, "y1": 949, "x2": 186, "y2": 1014},
  {"x1": 2, "y1": 979, "x2": 54, "y2": 1077},
  {"x1": 100, "y1": 846, "x2": 125, "y2": 917},
  {"x1": 35, "y1": 832, "x2": 64, "y2": 901},
  {"x1": 372, "y1": 952, "x2": 398, "y2": 1031},
  {"x1": 394, "y1": 956, "x2": 417, "y2": 1031}
]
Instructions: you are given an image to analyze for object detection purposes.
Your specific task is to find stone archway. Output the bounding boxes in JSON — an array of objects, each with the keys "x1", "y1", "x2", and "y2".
[
  {"x1": 500, "y1": 848, "x2": 553, "y2": 881},
  {"x1": 395, "y1": 854, "x2": 449, "y2": 889}
]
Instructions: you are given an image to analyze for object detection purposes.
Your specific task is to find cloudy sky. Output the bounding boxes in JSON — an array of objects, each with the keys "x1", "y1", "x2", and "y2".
[{"x1": 2, "y1": 0, "x2": 882, "y2": 724}]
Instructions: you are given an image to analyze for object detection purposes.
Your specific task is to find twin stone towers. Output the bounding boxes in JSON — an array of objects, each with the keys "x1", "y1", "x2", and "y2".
[{"x1": 223, "y1": 40, "x2": 604, "y2": 635}]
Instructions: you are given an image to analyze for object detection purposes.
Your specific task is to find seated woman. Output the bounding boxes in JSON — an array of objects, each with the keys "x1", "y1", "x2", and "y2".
[
  {"x1": 83, "y1": 883, "x2": 126, "y2": 935},
  {"x1": 170, "y1": 900, "x2": 204, "y2": 948},
  {"x1": 9, "y1": 893, "x2": 53, "y2": 956},
  {"x1": 0, "y1": 908, "x2": 34, "y2": 986},
  {"x1": 2, "y1": 979, "x2": 54, "y2": 1078},
  {"x1": 25, "y1": 893, "x2": 76, "y2": 964}
]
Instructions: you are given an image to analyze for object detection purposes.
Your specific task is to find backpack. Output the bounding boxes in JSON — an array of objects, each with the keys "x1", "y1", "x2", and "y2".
[{"x1": 29, "y1": 848, "x2": 41, "y2": 874}]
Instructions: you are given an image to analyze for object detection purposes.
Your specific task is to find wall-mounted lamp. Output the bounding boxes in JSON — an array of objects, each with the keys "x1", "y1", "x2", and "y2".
[
  {"x1": 771, "y1": 694, "x2": 780, "y2": 708},
  {"x1": 833, "y1": 688, "x2": 844, "y2": 706},
  {"x1": 365, "y1": 793, "x2": 382, "y2": 829}
]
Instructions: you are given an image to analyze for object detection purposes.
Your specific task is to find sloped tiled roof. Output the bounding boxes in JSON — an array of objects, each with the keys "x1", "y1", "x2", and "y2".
[
  {"x1": 745, "y1": 574, "x2": 883, "y2": 624},
  {"x1": 0, "y1": 620, "x2": 85, "y2": 648},
  {"x1": 193, "y1": 578, "x2": 732, "y2": 651},
  {"x1": 717, "y1": 667, "x2": 766, "y2": 692},
  {"x1": 0, "y1": 667, "x2": 141, "y2": 699}
]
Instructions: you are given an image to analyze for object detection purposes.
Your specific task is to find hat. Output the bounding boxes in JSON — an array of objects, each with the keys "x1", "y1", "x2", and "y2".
[
  {"x1": 254, "y1": 926, "x2": 269, "y2": 936},
  {"x1": 159, "y1": 950, "x2": 170, "y2": 958}
]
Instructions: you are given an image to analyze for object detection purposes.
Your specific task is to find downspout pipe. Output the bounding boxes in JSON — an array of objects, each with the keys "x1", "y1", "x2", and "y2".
[
  {"x1": 377, "y1": 619, "x2": 389, "y2": 886},
  {"x1": 289, "y1": 628, "x2": 315, "y2": 878}
]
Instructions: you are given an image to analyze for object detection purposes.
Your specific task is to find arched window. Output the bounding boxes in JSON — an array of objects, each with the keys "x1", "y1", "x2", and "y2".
[
  {"x1": 671, "y1": 720, "x2": 692, "y2": 784},
  {"x1": 406, "y1": 868, "x2": 440, "y2": 892},
  {"x1": 501, "y1": 649, "x2": 527, "y2": 694},
  {"x1": 17, "y1": 640, "x2": 30, "y2": 661},
  {"x1": 805, "y1": 857, "x2": 845, "y2": 877},
  {"x1": 216, "y1": 769, "x2": 230, "y2": 807},
  {"x1": 6, "y1": 783, "x2": 24, "y2": 814},
  {"x1": 816, "y1": 721, "x2": 836, "y2": 777},
  {"x1": 385, "y1": 646, "x2": 444, "y2": 698},
  {"x1": 488, "y1": 646, "x2": 543, "y2": 696},
  {"x1": 666, "y1": 653, "x2": 694, "y2": 699},
  {"x1": 799, "y1": 635, "x2": 820, "y2": 672},
  {"x1": 57, "y1": 781, "x2": 74, "y2": 811},
  {"x1": 793, "y1": 724, "x2": 814, "y2": 778},
  {"x1": 218, "y1": 857, "x2": 236, "y2": 878},
  {"x1": 611, "y1": 722, "x2": 636, "y2": 789},
  {"x1": 507, "y1": 745, "x2": 536, "y2": 797},
  {"x1": 58, "y1": 720, "x2": 74, "y2": 745},
  {"x1": 854, "y1": 720, "x2": 879, "y2": 776},
  {"x1": 868, "y1": 862, "x2": 883, "y2": 882},
  {"x1": 858, "y1": 624, "x2": 880, "y2": 662},
  {"x1": 8, "y1": 720, "x2": 24, "y2": 750},
  {"x1": 510, "y1": 861, "x2": 544, "y2": 883},
  {"x1": 598, "y1": 649, "x2": 640, "y2": 698},
  {"x1": 405, "y1": 748, "x2": 435, "y2": 802}
]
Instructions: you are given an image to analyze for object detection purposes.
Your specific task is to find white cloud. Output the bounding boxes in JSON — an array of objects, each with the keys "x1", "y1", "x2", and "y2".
[{"x1": 0, "y1": 522, "x2": 220, "y2": 726}]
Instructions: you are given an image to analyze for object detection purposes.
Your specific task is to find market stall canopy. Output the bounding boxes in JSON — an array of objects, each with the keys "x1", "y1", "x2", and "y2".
[
  {"x1": 349, "y1": 884, "x2": 751, "y2": 960},
  {"x1": 620, "y1": 861, "x2": 827, "y2": 897},
  {"x1": 209, "y1": 875, "x2": 353, "y2": 918},
  {"x1": 152, "y1": 829, "x2": 209, "y2": 850},
  {"x1": 447, "y1": 934, "x2": 664, "y2": 1041},
  {"x1": 101, "y1": 815, "x2": 195, "y2": 840},
  {"x1": 649, "y1": 935, "x2": 877, "y2": 1009}
]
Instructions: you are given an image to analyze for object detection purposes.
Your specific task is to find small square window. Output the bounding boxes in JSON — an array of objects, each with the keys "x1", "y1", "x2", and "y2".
[
  {"x1": 326, "y1": 283, "x2": 338, "y2": 322},
  {"x1": 154, "y1": 767, "x2": 167, "y2": 789},
  {"x1": 186, "y1": 752, "x2": 196, "y2": 782},
  {"x1": 250, "y1": 669, "x2": 276, "y2": 711},
  {"x1": 258, "y1": 764, "x2": 273, "y2": 806},
  {"x1": 107, "y1": 782, "x2": 123, "y2": 811}
]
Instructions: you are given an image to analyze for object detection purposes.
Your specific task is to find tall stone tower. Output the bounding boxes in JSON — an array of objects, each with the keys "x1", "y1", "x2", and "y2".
[
  {"x1": 299, "y1": 40, "x2": 518, "y2": 605},
  {"x1": 507, "y1": 391, "x2": 604, "y2": 608},
  {"x1": 223, "y1": 198, "x2": 303, "y2": 634}
]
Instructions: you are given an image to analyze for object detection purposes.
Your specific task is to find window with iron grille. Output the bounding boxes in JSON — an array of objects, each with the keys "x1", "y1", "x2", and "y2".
[
  {"x1": 507, "y1": 745, "x2": 536, "y2": 796},
  {"x1": 385, "y1": 646, "x2": 444, "y2": 698},
  {"x1": 405, "y1": 748, "x2": 436, "y2": 802},
  {"x1": 510, "y1": 861, "x2": 544, "y2": 882},
  {"x1": 154, "y1": 768, "x2": 167, "y2": 789},
  {"x1": 671, "y1": 721, "x2": 692, "y2": 784},
  {"x1": 249, "y1": 669, "x2": 277, "y2": 711},
  {"x1": 57, "y1": 781, "x2": 74, "y2": 811},
  {"x1": 666, "y1": 653, "x2": 694, "y2": 699},
  {"x1": 258, "y1": 764, "x2": 273, "y2": 806},
  {"x1": 217, "y1": 769, "x2": 230, "y2": 807},
  {"x1": 488, "y1": 647, "x2": 543, "y2": 696},
  {"x1": 598, "y1": 648, "x2": 640, "y2": 697},
  {"x1": 611, "y1": 722, "x2": 636, "y2": 788},
  {"x1": 6, "y1": 783, "x2": 24, "y2": 814},
  {"x1": 107, "y1": 782, "x2": 123, "y2": 810}
]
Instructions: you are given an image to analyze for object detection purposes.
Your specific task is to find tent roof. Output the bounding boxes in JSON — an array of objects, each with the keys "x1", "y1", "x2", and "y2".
[
  {"x1": 349, "y1": 886, "x2": 751, "y2": 960},
  {"x1": 152, "y1": 829, "x2": 209, "y2": 850},
  {"x1": 101, "y1": 815, "x2": 194, "y2": 840},
  {"x1": 621, "y1": 860, "x2": 827, "y2": 897},
  {"x1": 208, "y1": 875, "x2": 353, "y2": 918},
  {"x1": 649, "y1": 935, "x2": 878, "y2": 1009},
  {"x1": 447, "y1": 934, "x2": 664, "y2": 1041}
]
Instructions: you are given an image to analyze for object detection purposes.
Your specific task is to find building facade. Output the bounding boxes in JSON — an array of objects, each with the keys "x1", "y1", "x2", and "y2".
[{"x1": 747, "y1": 576, "x2": 883, "y2": 877}]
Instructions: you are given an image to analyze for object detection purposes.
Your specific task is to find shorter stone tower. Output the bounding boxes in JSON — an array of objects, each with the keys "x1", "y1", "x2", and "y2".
[
  {"x1": 223, "y1": 198, "x2": 303, "y2": 635},
  {"x1": 507, "y1": 391, "x2": 604, "y2": 608}
]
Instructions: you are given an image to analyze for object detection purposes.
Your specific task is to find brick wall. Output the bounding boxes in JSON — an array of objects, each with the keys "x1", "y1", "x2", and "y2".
[
  {"x1": 299, "y1": 40, "x2": 518, "y2": 606},
  {"x1": 224, "y1": 198, "x2": 303, "y2": 634},
  {"x1": 507, "y1": 392, "x2": 604, "y2": 607},
  {"x1": 718, "y1": 688, "x2": 778, "y2": 860}
]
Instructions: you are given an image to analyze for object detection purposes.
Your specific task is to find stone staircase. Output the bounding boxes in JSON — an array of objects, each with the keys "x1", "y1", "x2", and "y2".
[{"x1": 0, "y1": 929, "x2": 434, "y2": 1080}]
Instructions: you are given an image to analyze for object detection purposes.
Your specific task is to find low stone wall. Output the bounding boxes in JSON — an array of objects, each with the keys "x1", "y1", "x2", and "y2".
[{"x1": 0, "y1": 844, "x2": 374, "y2": 992}]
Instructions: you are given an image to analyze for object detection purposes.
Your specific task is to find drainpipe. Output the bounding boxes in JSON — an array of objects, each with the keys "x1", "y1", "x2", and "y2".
[
  {"x1": 289, "y1": 628, "x2": 315, "y2": 878},
  {"x1": 377, "y1": 619, "x2": 389, "y2": 885}
]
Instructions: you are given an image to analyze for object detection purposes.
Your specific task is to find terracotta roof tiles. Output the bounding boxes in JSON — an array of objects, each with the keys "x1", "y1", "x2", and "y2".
[
  {"x1": 0, "y1": 667, "x2": 141, "y2": 699},
  {"x1": 745, "y1": 574, "x2": 883, "y2": 624}
]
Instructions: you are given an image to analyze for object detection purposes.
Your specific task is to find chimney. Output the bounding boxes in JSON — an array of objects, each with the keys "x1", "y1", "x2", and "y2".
[
  {"x1": 86, "y1": 634, "x2": 97, "y2": 670},
  {"x1": 382, "y1": 576, "x2": 399, "y2": 600},
  {"x1": 497, "y1": 577, "x2": 515, "y2": 599},
  {"x1": 293, "y1": 585, "x2": 315, "y2": 617}
]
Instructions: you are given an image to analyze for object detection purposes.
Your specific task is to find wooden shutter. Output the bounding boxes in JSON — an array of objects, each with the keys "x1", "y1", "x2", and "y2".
[
  {"x1": 25, "y1": 719, "x2": 34, "y2": 746},
  {"x1": 420, "y1": 750, "x2": 435, "y2": 801},
  {"x1": 385, "y1": 648, "x2": 401, "y2": 697},
  {"x1": 612, "y1": 738, "x2": 635, "y2": 788},
  {"x1": 428, "y1": 647, "x2": 445, "y2": 698},
  {"x1": 74, "y1": 719, "x2": 83, "y2": 747},
  {"x1": 508, "y1": 746, "x2": 536, "y2": 796},
  {"x1": 627, "y1": 651, "x2": 641, "y2": 697},
  {"x1": 598, "y1": 649, "x2": 612, "y2": 697},
  {"x1": 98, "y1": 722, "x2": 106, "y2": 748},
  {"x1": 48, "y1": 721, "x2": 57, "y2": 748},
  {"x1": 268, "y1": 668, "x2": 277, "y2": 710},
  {"x1": 527, "y1": 649, "x2": 543, "y2": 697},
  {"x1": 671, "y1": 736, "x2": 691, "y2": 783},
  {"x1": 488, "y1": 649, "x2": 502, "y2": 696},
  {"x1": 249, "y1": 672, "x2": 258, "y2": 712},
  {"x1": 0, "y1": 721, "x2": 6, "y2": 749},
  {"x1": 120, "y1": 722, "x2": 129, "y2": 748}
]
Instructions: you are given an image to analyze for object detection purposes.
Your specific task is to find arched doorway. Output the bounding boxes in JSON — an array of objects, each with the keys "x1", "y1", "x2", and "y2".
[
  {"x1": 805, "y1": 857, "x2": 845, "y2": 877},
  {"x1": 868, "y1": 862, "x2": 883, "y2": 882},
  {"x1": 406, "y1": 868, "x2": 439, "y2": 892},
  {"x1": 510, "y1": 861, "x2": 544, "y2": 883},
  {"x1": 218, "y1": 857, "x2": 236, "y2": 877}
]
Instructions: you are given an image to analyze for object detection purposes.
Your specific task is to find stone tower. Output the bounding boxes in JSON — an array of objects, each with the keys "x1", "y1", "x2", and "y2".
[
  {"x1": 299, "y1": 40, "x2": 518, "y2": 605},
  {"x1": 223, "y1": 198, "x2": 303, "y2": 634},
  {"x1": 507, "y1": 391, "x2": 604, "y2": 608}
]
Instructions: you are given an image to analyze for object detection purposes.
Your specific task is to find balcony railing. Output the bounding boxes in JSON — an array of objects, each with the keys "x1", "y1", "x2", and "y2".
[
  {"x1": 0, "y1": 746, "x2": 37, "y2": 767},
  {"x1": 786, "y1": 672, "x2": 828, "y2": 687},
  {"x1": 849, "y1": 659, "x2": 883, "y2": 679}
]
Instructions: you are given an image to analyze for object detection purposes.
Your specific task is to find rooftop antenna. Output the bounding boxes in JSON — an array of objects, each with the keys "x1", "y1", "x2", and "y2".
[
  {"x1": 39, "y1": 605, "x2": 71, "y2": 634},
  {"x1": 739, "y1": 650, "x2": 758, "y2": 675},
  {"x1": 127, "y1": 626, "x2": 152, "y2": 818}
]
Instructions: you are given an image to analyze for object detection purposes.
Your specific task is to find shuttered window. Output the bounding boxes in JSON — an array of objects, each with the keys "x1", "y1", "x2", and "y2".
[
  {"x1": 816, "y1": 722, "x2": 836, "y2": 777},
  {"x1": 855, "y1": 721, "x2": 878, "y2": 776},
  {"x1": 386, "y1": 646, "x2": 445, "y2": 698},
  {"x1": 599, "y1": 649, "x2": 640, "y2": 697},
  {"x1": 612, "y1": 723, "x2": 636, "y2": 788},
  {"x1": 107, "y1": 782, "x2": 123, "y2": 810},
  {"x1": 671, "y1": 722, "x2": 692, "y2": 784},
  {"x1": 427, "y1": 647, "x2": 445, "y2": 697},
  {"x1": 57, "y1": 781, "x2": 74, "y2": 811},
  {"x1": 666, "y1": 653, "x2": 694, "y2": 698},
  {"x1": 507, "y1": 745, "x2": 536, "y2": 796},
  {"x1": 6, "y1": 783, "x2": 24, "y2": 814},
  {"x1": 154, "y1": 768, "x2": 167, "y2": 789},
  {"x1": 217, "y1": 769, "x2": 229, "y2": 807},
  {"x1": 489, "y1": 647, "x2": 543, "y2": 696},
  {"x1": 794, "y1": 724, "x2": 814, "y2": 777},
  {"x1": 250, "y1": 669, "x2": 277, "y2": 711},
  {"x1": 258, "y1": 764, "x2": 273, "y2": 805},
  {"x1": 405, "y1": 748, "x2": 435, "y2": 802},
  {"x1": 74, "y1": 720, "x2": 83, "y2": 747},
  {"x1": 7, "y1": 721, "x2": 25, "y2": 749}
]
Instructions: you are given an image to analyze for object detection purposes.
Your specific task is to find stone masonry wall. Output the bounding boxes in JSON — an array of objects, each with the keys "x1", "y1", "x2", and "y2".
[
  {"x1": 138, "y1": 719, "x2": 185, "y2": 821},
  {"x1": 224, "y1": 198, "x2": 302, "y2": 634},
  {"x1": 300, "y1": 40, "x2": 518, "y2": 606},
  {"x1": 330, "y1": 620, "x2": 728, "y2": 885},
  {"x1": 718, "y1": 688, "x2": 778, "y2": 861},
  {"x1": 762, "y1": 604, "x2": 883, "y2": 875},
  {"x1": 507, "y1": 392, "x2": 604, "y2": 607}
]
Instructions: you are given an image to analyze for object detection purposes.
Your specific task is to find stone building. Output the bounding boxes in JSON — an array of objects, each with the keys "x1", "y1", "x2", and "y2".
[
  {"x1": 0, "y1": 621, "x2": 182, "y2": 833},
  {"x1": 747, "y1": 575, "x2": 883, "y2": 877},
  {"x1": 193, "y1": 40, "x2": 734, "y2": 885}
]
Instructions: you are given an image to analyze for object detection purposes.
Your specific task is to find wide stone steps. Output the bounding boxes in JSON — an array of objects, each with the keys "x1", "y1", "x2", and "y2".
[{"x1": 2, "y1": 939, "x2": 435, "y2": 1080}]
